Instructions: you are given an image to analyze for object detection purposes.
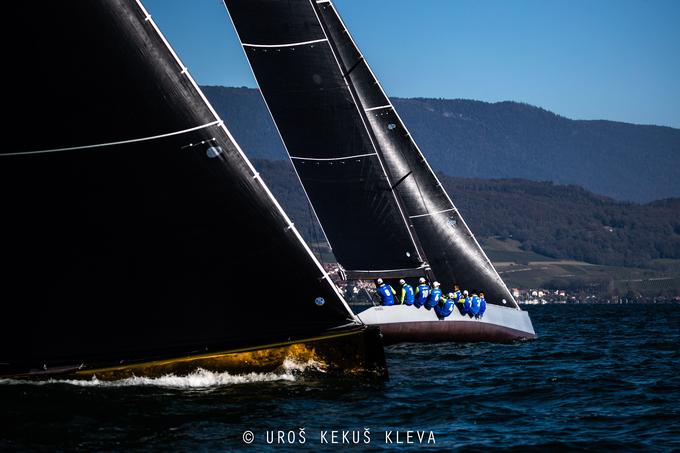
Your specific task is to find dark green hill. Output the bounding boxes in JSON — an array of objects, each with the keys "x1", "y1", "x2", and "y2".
[
  {"x1": 203, "y1": 85, "x2": 680, "y2": 203},
  {"x1": 253, "y1": 159, "x2": 680, "y2": 269}
]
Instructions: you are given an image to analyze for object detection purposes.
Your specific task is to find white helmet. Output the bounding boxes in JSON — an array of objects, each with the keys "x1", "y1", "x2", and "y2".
[
  {"x1": 433, "y1": 281, "x2": 440, "y2": 288},
  {"x1": 463, "y1": 290, "x2": 469, "y2": 295},
  {"x1": 419, "y1": 277, "x2": 426, "y2": 284},
  {"x1": 377, "y1": 278, "x2": 384, "y2": 285},
  {"x1": 399, "y1": 279, "x2": 406, "y2": 285},
  {"x1": 448, "y1": 292, "x2": 455, "y2": 298}
]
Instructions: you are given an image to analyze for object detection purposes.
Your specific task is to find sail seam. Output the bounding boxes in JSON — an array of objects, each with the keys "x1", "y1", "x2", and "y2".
[
  {"x1": 242, "y1": 38, "x2": 327, "y2": 48},
  {"x1": 408, "y1": 208, "x2": 456, "y2": 219},
  {"x1": 291, "y1": 152, "x2": 377, "y2": 161},
  {"x1": 1, "y1": 121, "x2": 222, "y2": 157}
]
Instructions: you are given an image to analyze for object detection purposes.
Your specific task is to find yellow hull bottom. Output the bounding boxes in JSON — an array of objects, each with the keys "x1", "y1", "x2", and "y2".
[{"x1": 52, "y1": 327, "x2": 387, "y2": 381}]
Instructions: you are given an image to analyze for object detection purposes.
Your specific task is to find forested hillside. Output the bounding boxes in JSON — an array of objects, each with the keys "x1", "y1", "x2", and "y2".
[{"x1": 254, "y1": 159, "x2": 680, "y2": 269}]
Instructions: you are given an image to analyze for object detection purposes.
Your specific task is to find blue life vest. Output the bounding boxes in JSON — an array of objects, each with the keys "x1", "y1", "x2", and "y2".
[
  {"x1": 414, "y1": 284, "x2": 430, "y2": 308},
  {"x1": 434, "y1": 298, "x2": 454, "y2": 319},
  {"x1": 426, "y1": 287, "x2": 442, "y2": 309},
  {"x1": 401, "y1": 284, "x2": 415, "y2": 305},
  {"x1": 463, "y1": 296, "x2": 472, "y2": 314},
  {"x1": 452, "y1": 290, "x2": 462, "y2": 303},
  {"x1": 479, "y1": 297, "x2": 487, "y2": 317},
  {"x1": 377, "y1": 284, "x2": 396, "y2": 306},
  {"x1": 470, "y1": 295, "x2": 481, "y2": 315}
]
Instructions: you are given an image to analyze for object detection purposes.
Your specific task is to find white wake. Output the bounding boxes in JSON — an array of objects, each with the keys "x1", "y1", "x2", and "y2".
[{"x1": 0, "y1": 358, "x2": 325, "y2": 388}]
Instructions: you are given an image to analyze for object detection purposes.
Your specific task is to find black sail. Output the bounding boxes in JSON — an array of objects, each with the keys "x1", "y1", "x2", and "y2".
[
  {"x1": 223, "y1": 0, "x2": 427, "y2": 277},
  {"x1": 224, "y1": 0, "x2": 518, "y2": 307},
  {"x1": 0, "y1": 0, "x2": 359, "y2": 373}
]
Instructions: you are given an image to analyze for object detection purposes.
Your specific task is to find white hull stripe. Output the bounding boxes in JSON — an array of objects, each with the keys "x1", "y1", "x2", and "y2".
[
  {"x1": 1, "y1": 120, "x2": 222, "y2": 157},
  {"x1": 242, "y1": 38, "x2": 327, "y2": 48},
  {"x1": 291, "y1": 152, "x2": 377, "y2": 161},
  {"x1": 409, "y1": 208, "x2": 456, "y2": 219},
  {"x1": 364, "y1": 104, "x2": 392, "y2": 112}
]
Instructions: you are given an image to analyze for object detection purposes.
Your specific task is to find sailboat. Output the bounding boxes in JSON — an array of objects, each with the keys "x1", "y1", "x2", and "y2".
[
  {"x1": 0, "y1": 0, "x2": 386, "y2": 379},
  {"x1": 222, "y1": 0, "x2": 536, "y2": 343}
]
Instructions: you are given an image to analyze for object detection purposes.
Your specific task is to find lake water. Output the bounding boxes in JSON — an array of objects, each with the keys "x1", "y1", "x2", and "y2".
[{"x1": 2, "y1": 305, "x2": 679, "y2": 451}]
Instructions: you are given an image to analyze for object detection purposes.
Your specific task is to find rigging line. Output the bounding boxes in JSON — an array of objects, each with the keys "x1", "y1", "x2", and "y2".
[
  {"x1": 1, "y1": 121, "x2": 222, "y2": 157},
  {"x1": 390, "y1": 171, "x2": 412, "y2": 191},
  {"x1": 242, "y1": 38, "x2": 327, "y2": 48}
]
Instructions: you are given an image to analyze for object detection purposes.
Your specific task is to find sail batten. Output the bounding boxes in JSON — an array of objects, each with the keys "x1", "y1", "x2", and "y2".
[{"x1": 242, "y1": 38, "x2": 328, "y2": 48}]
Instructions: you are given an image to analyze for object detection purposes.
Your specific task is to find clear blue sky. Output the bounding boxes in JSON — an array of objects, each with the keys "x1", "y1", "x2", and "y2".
[{"x1": 144, "y1": 0, "x2": 680, "y2": 128}]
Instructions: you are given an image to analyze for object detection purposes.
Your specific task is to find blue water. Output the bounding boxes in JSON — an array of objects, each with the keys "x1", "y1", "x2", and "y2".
[{"x1": 2, "y1": 305, "x2": 679, "y2": 451}]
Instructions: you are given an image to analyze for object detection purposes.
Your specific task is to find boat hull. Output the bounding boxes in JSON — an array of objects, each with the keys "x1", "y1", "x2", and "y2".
[
  {"x1": 4, "y1": 326, "x2": 387, "y2": 381},
  {"x1": 357, "y1": 304, "x2": 536, "y2": 344}
]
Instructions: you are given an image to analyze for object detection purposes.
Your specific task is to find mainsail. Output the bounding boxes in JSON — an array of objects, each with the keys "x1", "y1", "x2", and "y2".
[
  {"x1": 0, "y1": 0, "x2": 361, "y2": 373},
  {"x1": 224, "y1": 0, "x2": 518, "y2": 307}
]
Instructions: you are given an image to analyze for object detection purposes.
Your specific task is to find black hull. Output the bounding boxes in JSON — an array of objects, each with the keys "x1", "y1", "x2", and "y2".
[{"x1": 4, "y1": 326, "x2": 387, "y2": 380}]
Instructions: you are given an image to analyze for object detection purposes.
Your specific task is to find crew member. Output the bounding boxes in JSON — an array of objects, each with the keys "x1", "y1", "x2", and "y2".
[
  {"x1": 414, "y1": 277, "x2": 430, "y2": 309},
  {"x1": 461, "y1": 290, "x2": 471, "y2": 315},
  {"x1": 399, "y1": 279, "x2": 415, "y2": 306},
  {"x1": 470, "y1": 292, "x2": 481, "y2": 317},
  {"x1": 451, "y1": 285, "x2": 462, "y2": 303},
  {"x1": 434, "y1": 292, "x2": 455, "y2": 320},
  {"x1": 376, "y1": 278, "x2": 396, "y2": 306},
  {"x1": 426, "y1": 281, "x2": 443, "y2": 310},
  {"x1": 478, "y1": 292, "x2": 487, "y2": 318}
]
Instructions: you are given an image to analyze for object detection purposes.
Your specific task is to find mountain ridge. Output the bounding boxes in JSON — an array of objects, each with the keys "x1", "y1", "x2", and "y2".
[{"x1": 203, "y1": 85, "x2": 680, "y2": 203}]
